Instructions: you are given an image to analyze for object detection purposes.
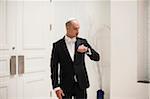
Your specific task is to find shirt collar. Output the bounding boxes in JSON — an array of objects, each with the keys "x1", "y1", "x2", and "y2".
[{"x1": 65, "y1": 35, "x2": 76, "y2": 43}]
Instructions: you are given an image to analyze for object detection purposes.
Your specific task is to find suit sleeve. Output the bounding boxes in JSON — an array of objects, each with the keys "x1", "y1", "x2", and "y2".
[
  {"x1": 85, "y1": 39, "x2": 100, "y2": 61},
  {"x1": 50, "y1": 43, "x2": 59, "y2": 89}
]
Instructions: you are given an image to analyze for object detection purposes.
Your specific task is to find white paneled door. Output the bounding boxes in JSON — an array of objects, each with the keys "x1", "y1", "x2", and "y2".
[{"x1": 0, "y1": 0, "x2": 51, "y2": 99}]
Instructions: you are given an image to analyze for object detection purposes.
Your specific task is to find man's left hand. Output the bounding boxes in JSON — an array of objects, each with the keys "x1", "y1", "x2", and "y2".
[{"x1": 77, "y1": 44, "x2": 88, "y2": 53}]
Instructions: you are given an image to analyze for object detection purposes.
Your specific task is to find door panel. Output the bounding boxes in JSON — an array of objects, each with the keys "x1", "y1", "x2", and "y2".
[
  {"x1": 0, "y1": 77, "x2": 9, "y2": 99},
  {"x1": 0, "y1": 84, "x2": 8, "y2": 99},
  {"x1": 17, "y1": 1, "x2": 51, "y2": 99},
  {"x1": 1, "y1": 0, "x2": 51, "y2": 99},
  {"x1": 0, "y1": 56, "x2": 10, "y2": 77},
  {"x1": 0, "y1": 0, "x2": 8, "y2": 50},
  {"x1": 22, "y1": 2, "x2": 45, "y2": 49},
  {"x1": 23, "y1": 73, "x2": 48, "y2": 99},
  {"x1": 25, "y1": 56, "x2": 45, "y2": 73},
  {"x1": 0, "y1": 0, "x2": 17, "y2": 99}
]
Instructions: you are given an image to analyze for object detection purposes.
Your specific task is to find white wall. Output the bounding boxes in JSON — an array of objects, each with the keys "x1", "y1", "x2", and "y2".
[{"x1": 110, "y1": 0, "x2": 149, "y2": 99}]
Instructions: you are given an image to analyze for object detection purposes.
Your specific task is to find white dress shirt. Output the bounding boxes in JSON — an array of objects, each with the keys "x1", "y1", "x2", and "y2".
[{"x1": 65, "y1": 35, "x2": 76, "y2": 61}]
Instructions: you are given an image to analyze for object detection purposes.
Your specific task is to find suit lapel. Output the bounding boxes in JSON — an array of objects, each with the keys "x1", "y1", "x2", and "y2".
[
  {"x1": 74, "y1": 38, "x2": 81, "y2": 62},
  {"x1": 62, "y1": 37, "x2": 73, "y2": 62}
]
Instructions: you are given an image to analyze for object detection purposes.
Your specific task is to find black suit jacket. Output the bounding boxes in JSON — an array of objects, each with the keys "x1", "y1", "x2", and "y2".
[{"x1": 50, "y1": 36, "x2": 100, "y2": 91}]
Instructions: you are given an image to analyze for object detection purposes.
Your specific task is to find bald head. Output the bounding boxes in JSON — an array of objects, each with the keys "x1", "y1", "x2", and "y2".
[
  {"x1": 65, "y1": 19, "x2": 80, "y2": 38},
  {"x1": 66, "y1": 19, "x2": 78, "y2": 27}
]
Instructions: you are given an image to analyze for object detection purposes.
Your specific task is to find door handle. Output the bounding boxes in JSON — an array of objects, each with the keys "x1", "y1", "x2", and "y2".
[
  {"x1": 18, "y1": 55, "x2": 24, "y2": 74},
  {"x1": 10, "y1": 56, "x2": 16, "y2": 75}
]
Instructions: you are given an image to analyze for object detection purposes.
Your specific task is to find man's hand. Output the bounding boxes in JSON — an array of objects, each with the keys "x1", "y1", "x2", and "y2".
[
  {"x1": 55, "y1": 89, "x2": 65, "y2": 99},
  {"x1": 77, "y1": 44, "x2": 88, "y2": 53}
]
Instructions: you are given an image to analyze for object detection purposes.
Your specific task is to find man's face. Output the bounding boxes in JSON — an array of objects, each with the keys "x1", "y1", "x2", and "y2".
[{"x1": 67, "y1": 20, "x2": 80, "y2": 38}]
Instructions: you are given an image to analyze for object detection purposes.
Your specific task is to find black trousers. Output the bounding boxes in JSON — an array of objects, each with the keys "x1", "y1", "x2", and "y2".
[{"x1": 62, "y1": 82, "x2": 87, "y2": 99}]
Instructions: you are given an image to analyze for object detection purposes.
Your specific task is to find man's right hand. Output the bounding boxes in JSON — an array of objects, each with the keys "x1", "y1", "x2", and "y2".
[{"x1": 55, "y1": 89, "x2": 65, "y2": 99}]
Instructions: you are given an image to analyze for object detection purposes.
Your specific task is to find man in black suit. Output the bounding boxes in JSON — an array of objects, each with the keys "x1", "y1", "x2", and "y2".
[{"x1": 50, "y1": 18, "x2": 100, "y2": 99}]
